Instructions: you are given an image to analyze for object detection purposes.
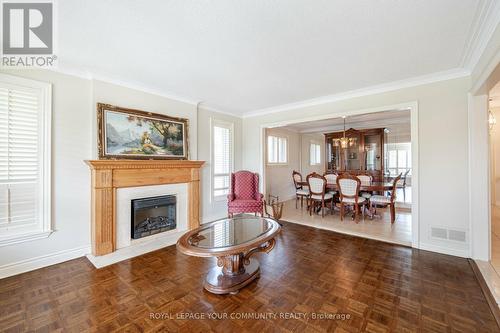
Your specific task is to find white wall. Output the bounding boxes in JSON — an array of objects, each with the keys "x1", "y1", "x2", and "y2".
[
  {"x1": 244, "y1": 76, "x2": 471, "y2": 257},
  {"x1": 0, "y1": 70, "x2": 237, "y2": 277},
  {"x1": 300, "y1": 132, "x2": 325, "y2": 176},
  {"x1": 198, "y1": 107, "x2": 242, "y2": 222},
  {"x1": 265, "y1": 128, "x2": 300, "y2": 201}
]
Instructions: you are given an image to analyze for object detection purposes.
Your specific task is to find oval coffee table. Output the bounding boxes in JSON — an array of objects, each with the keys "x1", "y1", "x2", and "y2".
[{"x1": 176, "y1": 216, "x2": 281, "y2": 294}]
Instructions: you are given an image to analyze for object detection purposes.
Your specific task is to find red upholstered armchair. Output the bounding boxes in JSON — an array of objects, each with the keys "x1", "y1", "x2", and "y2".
[{"x1": 227, "y1": 171, "x2": 264, "y2": 217}]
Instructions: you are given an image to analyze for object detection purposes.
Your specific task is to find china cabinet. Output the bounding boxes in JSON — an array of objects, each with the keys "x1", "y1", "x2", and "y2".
[{"x1": 325, "y1": 128, "x2": 385, "y2": 181}]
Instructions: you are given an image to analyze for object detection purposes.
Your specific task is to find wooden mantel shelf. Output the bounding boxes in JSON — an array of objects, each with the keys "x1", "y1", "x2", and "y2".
[
  {"x1": 85, "y1": 159, "x2": 205, "y2": 256},
  {"x1": 85, "y1": 159, "x2": 205, "y2": 170}
]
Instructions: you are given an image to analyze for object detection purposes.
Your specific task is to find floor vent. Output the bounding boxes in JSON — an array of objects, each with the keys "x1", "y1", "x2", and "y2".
[{"x1": 431, "y1": 227, "x2": 467, "y2": 242}]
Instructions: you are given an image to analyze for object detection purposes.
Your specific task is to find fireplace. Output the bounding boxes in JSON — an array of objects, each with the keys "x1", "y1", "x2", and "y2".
[{"x1": 131, "y1": 195, "x2": 177, "y2": 239}]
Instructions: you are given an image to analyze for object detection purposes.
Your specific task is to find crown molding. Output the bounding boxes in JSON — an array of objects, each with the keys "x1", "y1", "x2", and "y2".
[
  {"x1": 460, "y1": 0, "x2": 500, "y2": 71},
  {"x1": 242, "y1": 68, "x2": 470, "y2": 118},
  {"x1": 50, "y1": 66, "x2": 245, "y2": 117},
  {"x1": 198, "y1": 103, "x2": 243, "y2": 118},
  {"x1": 49, "y1": 65, "x2": 201, "y2": 106}
]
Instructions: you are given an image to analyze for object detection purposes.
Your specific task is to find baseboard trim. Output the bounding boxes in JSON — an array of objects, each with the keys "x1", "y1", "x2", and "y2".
[
  {"x1": 418, "y1": 242, "x2": 469, "y2": 258},
  {"x1": 469, "y1": 259, "x2": 500, "y2": 329},
  {"x1": 0, "y1": 245, "x2": 91, "y2": 279}
]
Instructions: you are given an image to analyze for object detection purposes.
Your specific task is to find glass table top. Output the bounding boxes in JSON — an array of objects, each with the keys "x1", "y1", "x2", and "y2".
[{"x1": 188, "y1": 217, "x2": 273, "y2": 249}]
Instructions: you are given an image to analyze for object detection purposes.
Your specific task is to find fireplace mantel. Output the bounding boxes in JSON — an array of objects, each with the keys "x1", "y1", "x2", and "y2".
[{"x1": 85, "y1": 159, "x2": 205, "y2": 256}]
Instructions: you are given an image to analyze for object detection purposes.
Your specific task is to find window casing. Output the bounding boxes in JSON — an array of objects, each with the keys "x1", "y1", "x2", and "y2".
[
  {"x1": 0, "y1": 74, "x2": 51, "y2": 246},
  {"x1": 267, "y1": 135, "x2": 287, "y2": 164},
  {"x1": 211, "y1": 119, "x2": 234, "y2": 201},
  {"x1": 310, "y1": 143, "x2": 321, "y2": 165}
]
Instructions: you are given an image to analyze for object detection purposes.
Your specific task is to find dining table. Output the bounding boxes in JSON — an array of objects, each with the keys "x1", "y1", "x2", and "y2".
[{"x1": 297, "y1": 181, "x2": 393, "y2": 192}]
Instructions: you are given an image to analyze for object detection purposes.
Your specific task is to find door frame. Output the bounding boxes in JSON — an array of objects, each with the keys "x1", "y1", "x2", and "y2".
[{"x1": 258, "y1": 101, "x2": 420, "y2": 248}]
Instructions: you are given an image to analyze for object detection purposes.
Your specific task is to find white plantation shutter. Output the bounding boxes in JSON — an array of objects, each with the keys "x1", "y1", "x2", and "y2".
[
  {"x1": 0, "y1": 75, "x2": 51, "y2": 244},
  {"x1": 212, "y1": 120, "x2": 233, "y2": 198},
  {"x1": 310, "y1": 143, "x2": 321, "y2": 165},
  {"x1": 267, "y1": 135, "x2": 287, "y2": 164}
]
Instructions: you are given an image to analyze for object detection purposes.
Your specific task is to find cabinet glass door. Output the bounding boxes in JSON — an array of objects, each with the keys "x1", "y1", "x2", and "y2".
[
  {"x1": 326, "y1": 139, "x2": 341, "y2": 171},
  {"x1": 364, "y1": 134, "x2": 382, "y2": 171},
  {"x1": 345, "y1": 133, "x2": 361, "y2": 170}
]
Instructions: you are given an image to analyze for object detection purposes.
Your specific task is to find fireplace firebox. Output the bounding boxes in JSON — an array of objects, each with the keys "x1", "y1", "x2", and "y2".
[{"x1": 131, "y1": 195, "x2": 176, "y2": 239}]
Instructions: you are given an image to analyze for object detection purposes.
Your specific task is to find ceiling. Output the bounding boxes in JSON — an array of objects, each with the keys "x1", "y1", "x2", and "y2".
[
  {"x1": 281, "y1": 110, "x2": 410, "y2": 133},
  {"x1": 58, "y1": 0, "x2": 492, "y2": 116}
]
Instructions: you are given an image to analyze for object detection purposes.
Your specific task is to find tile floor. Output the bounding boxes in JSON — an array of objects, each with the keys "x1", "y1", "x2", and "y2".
[{"x1": 279, "y1": 198, "x2": 412, "y2": 246}]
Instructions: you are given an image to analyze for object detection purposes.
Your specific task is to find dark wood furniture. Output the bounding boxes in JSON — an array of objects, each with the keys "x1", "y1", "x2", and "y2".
[
  {"x1": 306, "y1": 172, "x2": 334, "y2": 217},
  {"x1": 337, "y1": 173, "x2": 366, "y2": 222},
  {"x1": 369, "y1": 173, "x2": 402, "y2": 223},
  {"x1": 292, "y1": 170, "x2": 309, "y2": 209},
  {"x1": 398, "y1": 169, "x2": 411, "y2": 201},
  {"x1": 325, "y1": 127, "x2": 385, "y2": 181},
  {"x1": 297, "y1": 180, "x2": 393, "y2": 192},
  {"x1": 176, "y1": 216, "x2": 281, "y2": 295}
]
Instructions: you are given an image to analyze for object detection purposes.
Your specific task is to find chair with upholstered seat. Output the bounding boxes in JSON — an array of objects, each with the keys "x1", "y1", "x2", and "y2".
[
  {"x1": 369, "y1": 173, "x2": 402, "y2": 224},
  {"x1": 227, "y1": 171, "x2": 264, "y2": 217},
  {"x1": 324, "y1": 172, "x2": 338, "y2": 195},
  {"x1": 397, "y1": 169, "x2": 410, "y2": 201},
  {"x1": 292, "y1": 170, "x2": 309, "y2": 209},
  {"x1": 357, "y1": 174, "x2": 372, "y2": 199},
  {"x1": 306, "y1": 172, "x2": 333, "y2": 217},
  {"x1": 337, "y1": 173, "x2": 366, "y2": 222}
]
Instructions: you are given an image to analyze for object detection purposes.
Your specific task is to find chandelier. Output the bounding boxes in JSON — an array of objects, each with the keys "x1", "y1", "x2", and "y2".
[
  {"x1": 333, "y1": 116, "x2": 356, "y2": 148},
  {"x1": 489, "y1": 110, "x2": 497, "y2": 130}
]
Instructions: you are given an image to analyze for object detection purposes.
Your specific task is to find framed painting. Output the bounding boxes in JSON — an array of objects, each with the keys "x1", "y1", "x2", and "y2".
[{"x1": 97, "y1": 103, "x2": 189, "y2": 160}]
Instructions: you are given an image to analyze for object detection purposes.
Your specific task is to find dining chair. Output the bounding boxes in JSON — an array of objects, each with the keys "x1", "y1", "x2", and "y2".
[
  {"x1": 323, "y1": 172, "x2": 338, "y2": 196},
  {"x1": 357, "y1": 174, "x2": 372, "y2": 200},
  {"x1": 397, "y1": 169, "x2": 411, "y2": 202},
  {"x1": 369, "y1": 173, "x2": 402, "y2": 223},
  {"x1": 306, "y1": 172, "x2": 333, "y2": 217},
  {"x1": 292, "y1": 170, "x2": 309, "y2": 209},
  {"x1": 337, "y1": 173, "x2": 366, "y2": 222}
]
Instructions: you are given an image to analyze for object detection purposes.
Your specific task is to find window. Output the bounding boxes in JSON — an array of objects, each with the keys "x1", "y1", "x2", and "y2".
[
  {"x1": 0, "y1": 74, "x2": 51, "y2": 246},
  {"x1": 310, "y1": 143, "x2": 321, "y2": 165},
  {"x1": 267, "y1": 135, "x2": 287, "y2": 164},
  {"x1": 212, "y1": 119, "x2": 233, "y2": 200},
  {"x1": 385, "y1": 142, "x2": 411, "y2": 177}
]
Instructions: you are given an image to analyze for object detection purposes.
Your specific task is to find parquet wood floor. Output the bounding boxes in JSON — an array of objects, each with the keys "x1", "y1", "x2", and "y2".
[{"x1": 0, "y1": 221, "x2": 498, "y2": 332}]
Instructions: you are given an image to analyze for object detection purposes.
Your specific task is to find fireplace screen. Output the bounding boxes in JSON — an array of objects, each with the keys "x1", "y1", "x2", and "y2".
[{"x1": 131, "y1": 195, "x2": 176, "y2": 239}]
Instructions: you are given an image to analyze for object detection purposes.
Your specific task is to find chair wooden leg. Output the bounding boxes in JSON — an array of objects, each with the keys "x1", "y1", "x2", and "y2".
[
  {"x1": 354, "y1": 204, "x2": 359, "y2": 222},
  {"x1": 296, "y1": 196, "x2": 298, "y2": 209},
  {"x1": 321, "y1": 200, "x2": 325, "y2": 217},
  {"x1": 309, "y1": 200, "x2": 313, "y2": 216},
  {"x1": 301, "y1": 196, "x2": 304, "y2": 208},
  {"x1": 390, "y1": 203, "x2": 396, "y2": 224},
  {"x1": 340, "y1": 203, "x2": 344, "y2": 221}
]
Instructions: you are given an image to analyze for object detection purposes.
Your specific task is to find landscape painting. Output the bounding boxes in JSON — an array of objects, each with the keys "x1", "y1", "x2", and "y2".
[{"x1": 97, "y1": 103, "x2": 189, "y2": 160}]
